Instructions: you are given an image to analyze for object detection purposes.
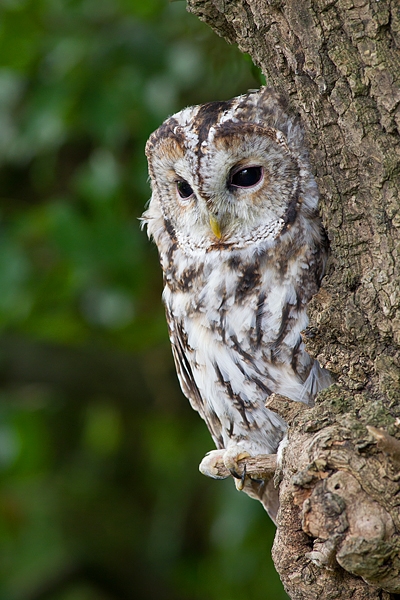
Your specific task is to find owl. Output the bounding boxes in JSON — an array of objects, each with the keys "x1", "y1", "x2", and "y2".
[{"x1": 142, "y1": 87, "x2": 332, "y2": 520}]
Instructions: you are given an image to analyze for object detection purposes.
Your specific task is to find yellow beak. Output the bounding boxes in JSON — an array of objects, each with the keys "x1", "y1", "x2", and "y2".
[{"x1": 209, "y1": 214, "x2": 222, "y2": 239}]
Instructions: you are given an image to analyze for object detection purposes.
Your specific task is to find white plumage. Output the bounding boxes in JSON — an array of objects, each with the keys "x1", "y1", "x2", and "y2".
[{"x1": 143, "y1": 88, "x2": 331, "y2": 519}]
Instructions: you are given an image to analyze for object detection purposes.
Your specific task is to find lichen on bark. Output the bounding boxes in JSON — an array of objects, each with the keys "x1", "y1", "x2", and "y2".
[{"x1": 186, "y1": 0, "x2": 400, "y2": 597}]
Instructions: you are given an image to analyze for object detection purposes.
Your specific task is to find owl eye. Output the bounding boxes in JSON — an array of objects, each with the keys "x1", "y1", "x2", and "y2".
[
  {"x1": 230, "y1": 166, "x2": 263, "y2": 188},
  {"x1": 176, "y1": 180, "x2": 194, "y2": 199}
]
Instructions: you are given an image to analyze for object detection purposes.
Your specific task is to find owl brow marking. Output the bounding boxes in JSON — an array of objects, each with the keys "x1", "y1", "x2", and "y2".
[
  {"x1": 194, "y1": 100, "x2": 236, "y2": 148},
  {"x1": 212, "y1": 122, "x2": 288, "y2": 152},
  {"x1": 149, "y1": 117, "x2": 184, "y2": 149}
]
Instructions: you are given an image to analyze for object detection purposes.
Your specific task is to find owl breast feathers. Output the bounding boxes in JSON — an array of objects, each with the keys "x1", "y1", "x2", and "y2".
[{"x1": 143, "y1": 87, "x2": 331, "y2": 471}]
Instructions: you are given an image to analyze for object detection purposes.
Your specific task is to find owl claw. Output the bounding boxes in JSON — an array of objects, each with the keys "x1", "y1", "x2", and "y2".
[
  {"x1": 230, "y1": 463, "x2": 247, "y2": 491},
  {"x1": 223, "y1": 446, "x2": 251, "y2": 491},
  {"x1": 199, "y1": 447, "x2": 251, "y2": 489},
  {"x1": 229, "y1": 467, "x2": 242, "y2": 480}
]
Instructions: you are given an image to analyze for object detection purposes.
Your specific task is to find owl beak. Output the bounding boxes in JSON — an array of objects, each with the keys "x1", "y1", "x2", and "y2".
[{"x1": 209, "y1": 214, "x2": 222, "y2": 239}]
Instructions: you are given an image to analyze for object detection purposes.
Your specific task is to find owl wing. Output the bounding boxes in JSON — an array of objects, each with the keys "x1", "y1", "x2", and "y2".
[
  {"x1": 165, "y1": 305, "x2": 224, "y2": 449},
  {"x1": 166, "y1": 307, "x2": 203, "y2": 408}
]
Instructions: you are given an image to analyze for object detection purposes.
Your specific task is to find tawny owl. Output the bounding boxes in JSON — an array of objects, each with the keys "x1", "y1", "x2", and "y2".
[{"x1": 142, "y1": 87, "x2": 331, "y2": 520}]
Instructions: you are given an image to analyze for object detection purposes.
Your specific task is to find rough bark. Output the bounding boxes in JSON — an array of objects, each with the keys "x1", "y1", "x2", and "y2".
[{"x1": 186, "y1": 1, "x2": 400, "y2": 598}]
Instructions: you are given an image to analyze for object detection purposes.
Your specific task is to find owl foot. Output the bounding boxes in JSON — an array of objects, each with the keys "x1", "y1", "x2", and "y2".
[
  {"x1": 223, "y1": 446, "x2": 251, "y2": 491},
  {"x1": 199, "y1": 446, "x2": 251, "y2": 490},
  {"x1": 199, "y1": 449, "x2": 228, "y2": 480}
]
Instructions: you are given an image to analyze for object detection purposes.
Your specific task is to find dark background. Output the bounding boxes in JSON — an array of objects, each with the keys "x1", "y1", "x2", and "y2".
[{"x1": 0, "y1": 1, "x2": 287, "y2": 598}]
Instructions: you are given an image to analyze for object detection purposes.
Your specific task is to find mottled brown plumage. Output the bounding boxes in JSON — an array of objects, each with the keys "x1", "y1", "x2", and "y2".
[{"x1": 143, "y1": 88, "x2": 332, "y2": 520}]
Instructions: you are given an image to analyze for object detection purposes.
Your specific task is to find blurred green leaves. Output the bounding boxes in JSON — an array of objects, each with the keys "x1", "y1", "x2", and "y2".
[
  {"x1": 0, "y1": 1, "x2": 287, "y2": 599},
  {"x1": 0, "y1": 0, "x2": 264, "y2": 351}
]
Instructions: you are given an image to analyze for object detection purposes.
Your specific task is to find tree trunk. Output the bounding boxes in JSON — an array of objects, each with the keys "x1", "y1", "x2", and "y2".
[{"x1": 186, "y1": 1, "x2": 400, "y2": 598}]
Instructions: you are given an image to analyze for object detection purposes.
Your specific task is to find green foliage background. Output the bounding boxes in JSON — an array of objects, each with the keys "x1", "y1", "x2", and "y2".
[{"x1": 0, "y1": 1, "x2": 288, "y2": 598}]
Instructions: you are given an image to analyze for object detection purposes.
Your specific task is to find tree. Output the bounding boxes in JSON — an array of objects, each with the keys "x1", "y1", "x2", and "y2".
[{"x1": 186, "y1": 1, "x2": 400, "y2": 598}]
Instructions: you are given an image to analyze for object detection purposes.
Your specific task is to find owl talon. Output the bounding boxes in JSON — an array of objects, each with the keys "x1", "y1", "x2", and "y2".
[
  {"x1": 233, "y1": 463, "x2": 247, "y2": 491},
  {"x1": 229, "y1": 467, "x2": 243, "y2": 480},
  {"x1": 223, "y1": 446, "x2": 251, "y2": 491}
]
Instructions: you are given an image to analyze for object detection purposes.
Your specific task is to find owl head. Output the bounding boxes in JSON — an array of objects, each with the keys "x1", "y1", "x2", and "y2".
[{"x1": 143, "y1": 87, "x2": 320, "y2": 253}]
